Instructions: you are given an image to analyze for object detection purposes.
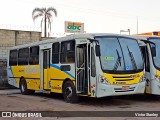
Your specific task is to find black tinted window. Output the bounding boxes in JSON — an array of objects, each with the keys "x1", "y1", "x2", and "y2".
[
  {"x1": 29, "y1": 46, "x2": 39, "y2": 65},
  {"x1": 52, "y1": 43, "x2": 59, "y2": 63},
  {"x1": 60, "y1": 41, "x2": 75, "y2": 63},
  {"x1": 9, "y1": 50, "x2": 18, "y2": 66},
  {"x1": 18, "y1": 48, "x2": 29, "y2": 65}
]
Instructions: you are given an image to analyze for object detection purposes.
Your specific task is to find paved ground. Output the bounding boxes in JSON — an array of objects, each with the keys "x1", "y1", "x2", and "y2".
[
  {"x1": 0, "y1": 89, "x2": 20, "y2": 94},
  {"x1": 0, "y1": 89, "x2": 160, "y2": 120}
]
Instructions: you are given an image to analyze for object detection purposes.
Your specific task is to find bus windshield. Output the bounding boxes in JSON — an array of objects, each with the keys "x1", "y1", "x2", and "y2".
[
  {"x1": 149, "y1": 38, "x2": 160, "y2": 69},
  {"x1": 95, "y1": 37, "x2": 144, "y2": 72}
]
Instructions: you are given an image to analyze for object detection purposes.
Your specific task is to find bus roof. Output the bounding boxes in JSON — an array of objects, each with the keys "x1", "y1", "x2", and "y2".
[
  {"x1": 10, "y1": 33, "x2": 134, "y2": 50},
  {"x1": 130, "y1": 35, "x2": 160, "y2": 40},
  {"x1": 128, "y1": 35, "x2": 160, "y2": 46}
]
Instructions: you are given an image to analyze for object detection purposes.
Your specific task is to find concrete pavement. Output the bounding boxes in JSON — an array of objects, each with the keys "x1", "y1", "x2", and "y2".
[{"x1": 0, "y1": 89, "x2": 20, "y2": 95}]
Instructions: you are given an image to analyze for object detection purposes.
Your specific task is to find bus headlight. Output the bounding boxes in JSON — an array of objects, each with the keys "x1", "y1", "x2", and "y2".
[
  {"x1": 99, "y1": 75, "x2": 110, "y2": 85},
  {"x1": 139, "y1": 75, "x2": 146, "y2": 83},
  {"x1": 155, "y1": 75, "x2": 160, "y2": 82}
]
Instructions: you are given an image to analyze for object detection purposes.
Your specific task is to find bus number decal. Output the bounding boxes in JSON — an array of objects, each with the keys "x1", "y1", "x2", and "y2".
[
  {"x1": 105, "y1": 56, "x2": 114, "y2": 61},
  {"x1": 52, "y1": 86, "x2": 62, "y2": 90},
  {"x1": 113, "y1": 82, "x2": 126, "y2": 85}
]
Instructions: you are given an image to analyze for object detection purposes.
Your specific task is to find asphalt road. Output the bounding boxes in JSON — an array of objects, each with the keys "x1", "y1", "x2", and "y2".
[{"x1": 0, "y1": 89, "x2": 160, "y2": 120}]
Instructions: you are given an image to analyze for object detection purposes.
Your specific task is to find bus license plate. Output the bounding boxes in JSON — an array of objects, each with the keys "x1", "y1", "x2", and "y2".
[{"x1": 122, "y1": 86, "x2": 130, "y2": 90}]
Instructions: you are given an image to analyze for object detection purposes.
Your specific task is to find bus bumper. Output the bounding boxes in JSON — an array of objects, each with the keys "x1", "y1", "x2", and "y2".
[
  {"x1": 150, "y1": 80, "x2": 160, "y2": 95},
  {"x1": 96, "y1": 82, "x2": 146, "y2": 98}
]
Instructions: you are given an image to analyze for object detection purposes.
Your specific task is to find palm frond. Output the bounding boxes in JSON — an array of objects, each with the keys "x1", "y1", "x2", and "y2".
[
  {"x1": 32, "y1": 7, "x2": 57, "y2": 37},
  {"x1": 47, "y1": 16, "x2": 52, "y2": 32},
  {"x1": 32, "y1": 8, "x2": 44, "y2": 19},
  {"x1": 46, "y1": 16, "x2": 52, "y2": 24},
  {"x1": 46, "y1": 13, "x2": 53, "y2": 22},
  {"x1": 46, "y1": 12, "x2": 52, "y2": 17},
  {"x1": 33, "y1": 13, "x2": 43, "y2": 21},
  {"x1": 41, "y1": 7, "x2": 47, "y2": 14},
  {"x1": 46, "y1": 7, "x2": 57, "y2": 17}
]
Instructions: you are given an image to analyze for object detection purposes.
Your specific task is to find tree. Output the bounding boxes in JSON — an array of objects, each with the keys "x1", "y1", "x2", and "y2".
[{"x1": 32, "y1": 7, "x2": 57, "y2": 37}]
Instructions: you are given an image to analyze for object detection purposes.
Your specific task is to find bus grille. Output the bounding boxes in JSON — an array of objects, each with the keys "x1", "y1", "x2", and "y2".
[{"x1": 114, "y1": 87, "x2": 135, "y2": 92}]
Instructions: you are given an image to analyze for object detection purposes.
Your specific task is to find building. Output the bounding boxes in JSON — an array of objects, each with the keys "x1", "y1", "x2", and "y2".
[
  {"x1": 0, "y1": 29, "x2": 41, "y2": 88},
  {"x1": 0, "y1": 29, "x2": 41, "y2": 60}
]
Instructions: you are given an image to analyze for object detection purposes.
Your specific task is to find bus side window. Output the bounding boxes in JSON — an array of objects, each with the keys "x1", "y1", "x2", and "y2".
[
  {"x1": 18, "y1": 48, "x2": 29, "y2": 65},
  {"x1": 29, "y1": 46, "x2": 39, "y2": 65},
  {"x1": 9, "y1": 50, "x2": 18, "y2": 66},
  {"x1": 60, "y1": 40, "x2": 75, "y2": 63},
  {"x1": 52, "y1": 42, "x2": 59, "y2": 63}
]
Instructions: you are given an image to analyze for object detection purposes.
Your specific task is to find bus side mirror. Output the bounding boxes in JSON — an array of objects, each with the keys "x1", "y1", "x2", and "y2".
[
  {"x1": 151, "y1": 46, "x2": 156, "y2": 57},
  {"x1": 95, "y1": 45, "x2": 101, "y2": 56}
]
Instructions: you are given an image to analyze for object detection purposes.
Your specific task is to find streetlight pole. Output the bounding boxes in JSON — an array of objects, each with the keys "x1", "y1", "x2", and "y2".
[
  {"x1": 120, "y1": 29, "x2": 130, "y2": 35},
  {"x1": 127, "y1": 29, "x2": 130, "y2": 35}
]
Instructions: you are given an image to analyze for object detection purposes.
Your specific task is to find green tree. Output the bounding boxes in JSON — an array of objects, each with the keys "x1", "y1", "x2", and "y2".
[{"x1": 32, "y1": 7, "x2": 57, "y2": 37}]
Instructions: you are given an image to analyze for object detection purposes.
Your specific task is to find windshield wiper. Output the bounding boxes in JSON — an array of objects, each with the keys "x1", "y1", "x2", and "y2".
[
  {"x1": 127, "y1": 46, "x2": 137, "y2": 70},
  {"x1": 113, "y1": 49, "x2": 121, "y2": 70}
]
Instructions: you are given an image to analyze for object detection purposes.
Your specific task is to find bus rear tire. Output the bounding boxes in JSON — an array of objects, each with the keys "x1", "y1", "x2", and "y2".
[
  {"x1": 20, "y1": 78, "x2": 35, "y2": 95},
  {"x1": 62, "y1": 81, "x2": 79, "y2": 103}
]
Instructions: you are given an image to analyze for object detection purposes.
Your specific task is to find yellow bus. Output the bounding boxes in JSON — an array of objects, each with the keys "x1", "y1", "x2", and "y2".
[
  {"x1": 7, "y1": 33, "x2": 145, "y2": 103},
  {"x1": 130, "y1": 35, "x2": 160, "y2": 95}
]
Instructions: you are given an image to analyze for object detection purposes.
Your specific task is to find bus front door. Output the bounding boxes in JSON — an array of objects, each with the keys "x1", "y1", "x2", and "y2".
[
  {"x1": 76, "y1": 43, "x2": 91, "y2": 95},
  {"x1": 140, "y1": 46, "x2": 151, "y2": 94},
  {"x1": 43, "y1": 50, "x2": 51, "y2": 90}
]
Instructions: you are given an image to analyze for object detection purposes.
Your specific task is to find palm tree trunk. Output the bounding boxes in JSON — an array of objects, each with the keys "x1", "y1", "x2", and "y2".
[{"x1": 44, "y1": 14, "x2": 47, "y2": 37}]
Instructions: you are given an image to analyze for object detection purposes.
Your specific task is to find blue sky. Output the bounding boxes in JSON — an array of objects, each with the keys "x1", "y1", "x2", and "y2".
[{"x1": 0, "y1": 0, "x2": 160, "y2": 35}]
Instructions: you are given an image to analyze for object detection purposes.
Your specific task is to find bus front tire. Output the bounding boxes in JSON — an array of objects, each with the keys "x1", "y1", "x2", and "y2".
[
  {"x1": 62, "y1": 81, "x2": 79, "y2": 103},
  {"x1": 20, "y1": 79, "x2": 35, "y2": 95}
]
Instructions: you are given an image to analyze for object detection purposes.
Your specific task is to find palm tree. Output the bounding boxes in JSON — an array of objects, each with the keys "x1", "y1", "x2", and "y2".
[{"x1": 32, "y1": 7, "x2": 57, "y2": 37}]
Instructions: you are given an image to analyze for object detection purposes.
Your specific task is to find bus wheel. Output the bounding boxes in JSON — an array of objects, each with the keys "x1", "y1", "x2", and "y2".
[
  {"x1": 20, "y1": 78, "x2": 35, "y2": 95},
  {"x1": 63, "y1": 81, "x2": 79, "y2": 103}
]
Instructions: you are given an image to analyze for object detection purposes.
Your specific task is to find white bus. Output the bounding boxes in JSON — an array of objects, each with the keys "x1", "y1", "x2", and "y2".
[
  {"x1": 8, "y1": 33, "x2": 145, "y2": 103},
  {"x1": 130, "y1": 35, "x2": 160, "y2": 95}
]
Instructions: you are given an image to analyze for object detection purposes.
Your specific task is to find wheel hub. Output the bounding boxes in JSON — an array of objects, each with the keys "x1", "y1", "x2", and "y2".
[
  {"x1": 21, "y1": 83, "x2": 25, "y2": 92},
  {"x1": 65, "y1": 87, "x2": 72, "y2": 98}
]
